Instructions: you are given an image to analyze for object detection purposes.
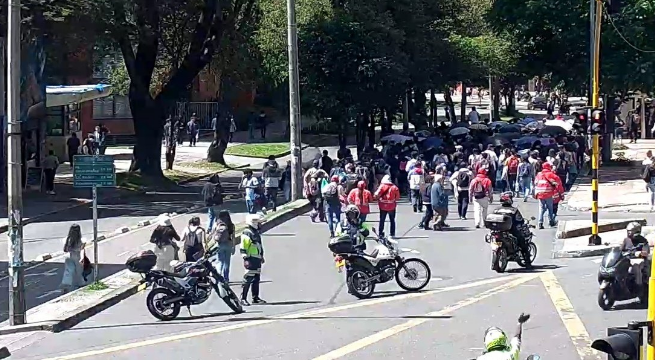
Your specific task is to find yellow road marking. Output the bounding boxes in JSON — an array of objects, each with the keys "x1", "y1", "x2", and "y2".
[
  {"x1": 40, "y1": 274, "x2": 528, "y2": 360},
  {"x1": 540, "y1": 271, "x2": 601, "y2": 360},
  {"x1": 311, "y1": 273, "x2": 541, "y2": 360}
]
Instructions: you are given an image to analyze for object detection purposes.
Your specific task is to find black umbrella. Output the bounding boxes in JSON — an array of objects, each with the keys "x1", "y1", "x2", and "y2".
[
  {"x1": 451, "y1": 122, "x2": 469, "y2": 129},
  {"x1": 498, "y1": 124, "x2": 522, "y2": 134},
  {"x1": 539, "y1": 125, "x2": 567, "y2": 137}
]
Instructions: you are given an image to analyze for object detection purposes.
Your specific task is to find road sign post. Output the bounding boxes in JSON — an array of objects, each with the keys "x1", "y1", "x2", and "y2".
[{"x1": 73, "y1": 155, "x2": 116, "y2": 282}]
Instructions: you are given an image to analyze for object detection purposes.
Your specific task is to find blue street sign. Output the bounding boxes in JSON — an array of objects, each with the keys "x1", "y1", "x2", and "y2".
[{"x1": 73, "y1": 155, "x2": 116, "y2": 187}]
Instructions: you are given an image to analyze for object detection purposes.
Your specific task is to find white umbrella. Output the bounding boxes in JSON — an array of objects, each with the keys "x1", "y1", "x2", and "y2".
[
  {"x1": 469, "y1": 123, "x2": 489, "y2": 130},
  {"x1": 381, "y1": 134, "x2": 413, "y2": 143},
  {"x1": 449, "y1": 127, "x2": 470, "y2": 136},
  {"x1": 544, "y1": 120, "x2": 573, "y2": 131}
]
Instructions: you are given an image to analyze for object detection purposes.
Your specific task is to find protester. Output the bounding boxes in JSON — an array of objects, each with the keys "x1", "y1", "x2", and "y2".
[
  {"x1": 150, "y1": 216, "x2": 181, "y2": 272},
  {"x1": 469, "y1": 168, "x2": 493, "y2": 229},
  {"x1": 347, "y1": 180, "x2": 374, "y2": 222},
  {"x1": 61, "y1": 224, "x2": 86, "y2": 292},
  {"x1": 431, "y1": 173, "x2": 449, "y2": 230},
  {"x1": 374, "y1": 174, "x2": 400, "y2": 239},
  {"x1": 408, "y1": 162, "x2": 426, "y2": 212},
  {"x1": 202, "y1": 173, "x2": 224, "y2": 232},
  {"x1": 323, "y1": 175, "x2": 343, "y2": 237},
  {"x1": 181, "y1": 216, "x2": 206, "y2": 262},
  {"x1": 450, "y1": 162, "x2": 473, "y2": 220},
  {"x1": 517, "y1": 156, "x2": 534, "y2": 202},
  {"x1": 534, "y1": 163, "x2": 564, "y2": 229},
  {"x1": 420, "y1": 175, "x2": 434, "y2": 230}
]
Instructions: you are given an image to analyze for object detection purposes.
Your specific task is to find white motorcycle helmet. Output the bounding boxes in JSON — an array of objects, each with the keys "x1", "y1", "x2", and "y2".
[
  {"x1": 484, "y1": 326, "x2": 508, "y2": 352},
  {"x1": 627, "y1": 222, "x2": 642, "y2": 237},
  {"x1": 245, "y1": 214, "x2": 263, "y2": 229}
]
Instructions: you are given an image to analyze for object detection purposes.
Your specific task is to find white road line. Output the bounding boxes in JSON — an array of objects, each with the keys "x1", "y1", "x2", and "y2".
[
  {"x1": 140, "y1": 243, "x2": 151, "y2": 248},
  {"x1": 591, "y1": 258, "x2": 602, "y2": 264},
  {"x1": 117, "y1": 251, "x2": 130, "y2": 257},
  {"x1": 38, "y1": 274, "x2": 530, "y2": 360}
]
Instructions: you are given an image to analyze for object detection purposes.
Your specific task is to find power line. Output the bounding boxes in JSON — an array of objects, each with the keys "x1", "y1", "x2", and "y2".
[{"x1": 603, "y1": 4, "x2": 655, "y2": 53}]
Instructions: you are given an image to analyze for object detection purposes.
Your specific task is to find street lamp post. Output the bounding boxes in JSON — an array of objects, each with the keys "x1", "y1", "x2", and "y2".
[{"x1": 287, "y1": 0, "x2": 302, "y2": 200}]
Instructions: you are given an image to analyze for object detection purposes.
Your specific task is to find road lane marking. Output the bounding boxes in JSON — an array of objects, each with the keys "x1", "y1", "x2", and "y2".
[
  {"x1": 310, "y1": 273, "x2": 540, "y2": 360},
  {"x1": 117, "y1": 251, "x2": 130, "y2": 257},
  {"x1": 38, "y1": 274, "x2": 529, "y2": 360},
  {"x1": 540, "y1": 271, "x2": 600, "y2": 360}
]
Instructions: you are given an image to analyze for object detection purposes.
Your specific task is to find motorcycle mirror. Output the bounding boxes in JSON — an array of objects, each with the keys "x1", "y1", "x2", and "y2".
[{"x1": 526, "y1": 356, "x2": 540, "y2": 360}]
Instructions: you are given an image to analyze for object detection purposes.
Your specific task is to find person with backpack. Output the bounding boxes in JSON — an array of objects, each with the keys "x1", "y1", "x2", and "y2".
[
  {"x1": 642, "y1": 160, "x2": 655, "y2": 211},
  {"x1": 202, "y1": 173, "x2": 224, "y2": 232},
  {"x1": 419, "y1": 175, "x2": 434, "y2": 230},
  {"x1": 516, "y1": 156, "x2": 534, "y2": 202},
  {"x1": 534, "y1": 162, "x2": 564, "y2": 229},
  {"x1": 408, "y1": 162, "x2": 426, "y2": 212},
  {"x1": 347, "y1": 180, "x2": 374, "y2": 221},
  {"x1": 450, "y1": 162, "x2": 473, "y2": 220},
  {"x1": 469, "y1": 168, "x2": 493, "y2": 228},
  {"x1": 504, "y1": 151, "x2": 520, "y2": 195},
  {"x1": 207, "y1": 210, "x2": 238, "y2": 282},
  {"x1": 262, "y1": 155, "x2": 281, "y2": 211},
  {"x1": 323, "y1": 175, "x2": 343, "y2": 237},
  {"x1": 431, "y1": 172, "x2": 450, "y2": 230},
  {"x1": 374, "y1": 175, "x2": 400, "y2": 239},
  {"x1": 553, "y1": 146, "x2": 570, "y2": 189},
  {"x1": 239, "y1": 169, "x2": 261, "y2": 214},
  {"x1": 181, "y1": 217, "x2": 206, "y2": 262}
]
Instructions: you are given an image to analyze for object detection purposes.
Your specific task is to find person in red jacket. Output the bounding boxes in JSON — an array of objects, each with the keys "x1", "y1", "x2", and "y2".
[
  {"x1": 533, "y1": 162, "x2": 564, "y2": 229},
  {"x1": 374, "y1": 175, "x2": 401, "y2": 239},
  {"x1": 469, "y1": 168, "x2": 494, "y2": 228},
  {"x1": 347, "y1": 180, "x2": 374, "y2": 222}
]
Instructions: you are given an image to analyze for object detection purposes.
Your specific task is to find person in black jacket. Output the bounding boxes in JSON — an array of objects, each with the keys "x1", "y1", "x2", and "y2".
[
  {"x1": 202, "y1": 173, "x2": 224, "y2": 232},
  {"x1": 418, "y1": 175, "x2": 434, "y2": 230}
]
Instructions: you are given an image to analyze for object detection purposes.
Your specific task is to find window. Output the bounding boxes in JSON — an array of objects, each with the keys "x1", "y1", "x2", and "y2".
[{"x1": 93, "y1": 95, "x2": 132, "y2": 119}]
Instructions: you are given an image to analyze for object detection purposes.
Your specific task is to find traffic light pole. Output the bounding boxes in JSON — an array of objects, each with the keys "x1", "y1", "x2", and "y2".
[{"x1": 589, "y1": 0, "x2": 603, "y2": 246}]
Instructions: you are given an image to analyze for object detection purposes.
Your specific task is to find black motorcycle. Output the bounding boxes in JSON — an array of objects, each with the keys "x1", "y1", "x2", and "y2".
[
  {"x1": 330, "y1": 234, "x2": 431, "y2": 299},
  {"x1": 484, "y1": 214, "x2": 537, "y2": 273},
  {"x1": 126, "y1": 248, "x2": 243, "y2": 321},
  {"x1": 597, "y1": 244, "x2": 649, "y2": 310}
]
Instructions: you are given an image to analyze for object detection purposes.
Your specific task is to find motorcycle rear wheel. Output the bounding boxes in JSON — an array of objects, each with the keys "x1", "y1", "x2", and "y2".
[
  {"x1": 347, "y1": 270, "x2": 375, "y2": 299},
  {"x1": 492, "y1": 248, "x2": 508, "y2": 273},
  {"x1": 395, "y1": 258, "x2": 431, "y2": 292},
  {"x1": 146, "y1": 288, "x2": 181, "y2": 321}
]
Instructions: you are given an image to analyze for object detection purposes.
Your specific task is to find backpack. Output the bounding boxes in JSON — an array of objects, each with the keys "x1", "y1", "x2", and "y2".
[
  {"x1": 518, "y1": 163, "x2": 530, "y2": 178},
  {"x1": 472, "y1": 180, "x2": 486, "y2": 199},
  {"x1": 322, "y1": 182, "x2": 340, "y2": 205},
  {"x1": 183, "y1": 228, "x2": 203, "y2": 258},
  {"x1": 345, "y1": 173, "x2": 359, "y2": 193},
  {"x1": 356, "y1": 165, "x2": 369, "y2": 181},
  {"x1": 210, "y1": 183, "x2": 223, "y2": 205},
  {"x1": 456, "y1": 171, "x2": 470, "y2": 188},
  {"x1": 643, "y1": 165, "x2": 655, "y2": 183},
  {"x1": 507, "y1": 157, "x2": 519, "y2": 174},
  {"x1": 307, "y1": 179, "x2": 320, "y2": 196},
  {"x1": 554, "y1": 154, "x2": 568, "y2": 175}
]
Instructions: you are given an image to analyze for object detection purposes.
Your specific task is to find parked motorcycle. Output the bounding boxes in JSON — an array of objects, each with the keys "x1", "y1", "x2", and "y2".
[
  {"x1": 329, "y1": 232, "x2": 431, "y2": 299},
  {"x1": 484, "y1": 215, "x2": 537, "y2": 273},
  {"x1": 126, "y1": 248, "x2": 243, "y2": 321},
  {"x1": 597, "y1": 243, "x2": 649, "y2": 310}
]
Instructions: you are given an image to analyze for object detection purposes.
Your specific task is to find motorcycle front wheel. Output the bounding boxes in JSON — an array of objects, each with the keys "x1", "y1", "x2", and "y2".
[
  {"x1": 146, "y1": 288, "x2": 181, "y2": 321},
  {"x1": 395, "y1": 258, "x2": 431, "y2": 292},
  {"x1": 347, "y1": 269, "x2": 375, "y2": 299},
  {"x1": 598, "y1": 286, "x2": 615, "y2": 310},
  {"x1": 216, "y1": 282, "x2": 244, "y2": 314}
]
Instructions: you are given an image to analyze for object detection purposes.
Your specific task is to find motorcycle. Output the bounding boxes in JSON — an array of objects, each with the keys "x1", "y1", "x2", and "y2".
[
  {"x1": 597, "y1": 243, "x2": 649, "y2": 310},
  {"x1": 126, "y1": 247, "x2": 243, "y2": 321},
  {"x1": 484, "y1": 215, "x2": 538, "y2": 273},
  {"x1": 330, "y1": 232, "x2": 431, "y2": 299}
]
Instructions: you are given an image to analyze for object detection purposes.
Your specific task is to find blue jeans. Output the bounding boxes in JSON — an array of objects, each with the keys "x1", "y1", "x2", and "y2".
[
  {"x1": 246, "y1": 199, "x2": 256, "y2": 214},
  {"x1": 360, "y1": 213, "x2": 368, "y2": 222},
  {"x1": 519, "y1": 177, "x2": 532, "y2": 199},
  {"x1": 379, "y1": 210, "x2": 396, "y2": 237},
  {"x1": 538, "y1": 198, "x2": 555, "y2": 225},
  {"x1": 216, "y1": 246, "x2": 233, "y2": 282},
  {"x1": 566, "y1": 172, "x2": 578, "y2": 191},
  {"x1": 207, "y1": 206, "x2": 218, "y2": 232},
  {"x1": 325, "y1": 204, "x2": 341, "y2": 236}
]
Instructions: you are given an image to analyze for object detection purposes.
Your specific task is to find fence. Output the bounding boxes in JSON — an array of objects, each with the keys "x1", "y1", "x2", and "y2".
[{"x1": 175, "y1": 102, "x2": 221, "y2": 129}]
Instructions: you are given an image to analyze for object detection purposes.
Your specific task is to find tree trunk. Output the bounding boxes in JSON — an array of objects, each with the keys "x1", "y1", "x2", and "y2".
[
  {"x1": 412, "y1": 87, "x2": 427, "y2": 131},
  {"x1": 506, "y1": 83, "x2": 516, "y2": 115},
  {"x1": 444, "y1": 88, "x2": 456, "y2": 122},
  {"x1": 207, "y1": 124, "x2": 229, "y2": 165},
  {"x1": 460, "y1": 82, "x2": 468, "y2": 122},
  {"x1": 356, "y1": 113, "x2": 365, "y2": 154},
  {"x1": 492, "y1": 78, "x2": 501, "y2": 121},
  {"x1": 338, "y1": 115, "x2": 347, "y2": 149},
  {"x1": 128, "y1": 93, "x2": 165, "y2": 176},
  {"x1": 429, "y1": 89, "x2": 437, "y2": 128},
  {"x1": 368, "y1": 112, "x2": 376, "y2": 148}
]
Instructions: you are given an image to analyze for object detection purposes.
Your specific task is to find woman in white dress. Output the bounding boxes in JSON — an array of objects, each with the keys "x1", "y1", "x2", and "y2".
[
  {"x1": 150, "y1": 216, "x2": 181, "y2": 272},
  {"x1": 61, "y1": 224, "x2": 86, "y2": 291}
]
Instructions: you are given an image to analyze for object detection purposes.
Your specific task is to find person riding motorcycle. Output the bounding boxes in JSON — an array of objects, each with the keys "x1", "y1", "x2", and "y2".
[
  {"x1": 621, "y1": 222, "x2": 650, "y2": 292},
  {"x1": 492, "y1": 192, "x2": 532, "y2": 268},
  {"x1": 477, "y1": 313, "x2": 530, "y2": 360},
  {"x1": 335, "y1": 205, "x2": 372, "y2": 252}
]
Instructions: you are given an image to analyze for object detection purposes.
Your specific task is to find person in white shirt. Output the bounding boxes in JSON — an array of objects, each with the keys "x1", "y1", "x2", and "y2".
[{"x1": 468, "y1": 107, "x2": 480, "y2": 124}]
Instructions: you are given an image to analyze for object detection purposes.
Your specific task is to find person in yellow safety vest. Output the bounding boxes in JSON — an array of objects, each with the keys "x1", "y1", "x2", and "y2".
[
  {"x1": 477, "y1": 313, "x2": 530, "y2": 360},
  {"x1": 335, "y1": 205, "x2": 372, "y2": 252},
  {"x1": 240, "y1": 214, "x2": 266, "y2": 306}
]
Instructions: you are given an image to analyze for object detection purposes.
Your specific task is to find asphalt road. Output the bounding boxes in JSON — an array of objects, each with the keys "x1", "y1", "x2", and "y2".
[{"x1": 3, "y1": 194, "x2": 652, "y2": 360}]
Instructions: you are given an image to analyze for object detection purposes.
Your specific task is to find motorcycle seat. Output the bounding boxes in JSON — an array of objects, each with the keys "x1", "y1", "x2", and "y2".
[{"x1": 151, "y1": 270, "x2": 186, "y2": 278}]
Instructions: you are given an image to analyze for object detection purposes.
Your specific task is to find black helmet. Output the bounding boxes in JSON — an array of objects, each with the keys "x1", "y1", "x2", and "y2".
[
  {"x1": 345, "y1": 205, "x2": 360, "y2": 224},
  {"x1": 499, "y1": 191, "x2": 514, "y2": 206}
]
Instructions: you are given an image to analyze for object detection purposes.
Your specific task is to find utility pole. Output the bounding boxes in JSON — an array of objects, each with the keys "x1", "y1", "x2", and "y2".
[
  {"x1": 488, "y1": 75, "x2": 493, "y2": 120},
  {"x1": 589, "y1": 0, "x2": 595, "y2": 107},
  {"x1": 6, "y1": 0, "x2": 26, "y2": 325},
  {"x1": 588, "y1": 0, "x2": 603, "y2": 247},
  {"x1": 287, "y1": 0, "x2": 302, "y2": 201}
]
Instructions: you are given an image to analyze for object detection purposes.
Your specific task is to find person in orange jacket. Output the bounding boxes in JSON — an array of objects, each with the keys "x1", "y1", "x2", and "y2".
[
  {"x1": 347, "y1": 180, "x2": 374, "y2": 222},
  {"x1": 374, "y1": 175, "x2": 401, "y2": 239},
  {"x1": 533, "y1": 162, "x2": 564, "y2": 229}
]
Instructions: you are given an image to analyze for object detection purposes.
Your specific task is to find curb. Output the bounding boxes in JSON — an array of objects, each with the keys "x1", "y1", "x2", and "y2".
[
  {"x1": 0, "y1": 199, "x2": 311, "y2": 335},
  {"x1": 223, "y1": 145, "x2": 309, "y2": 160},
  {"x1": 175, "y1": 163, "x2": 251, "y2": 184},
  {"x1": 552, "y1": 245, "x2": 617, "y2": 259},
  {"x1": 556, "y1": 218, "x2": 647, "y2": 239}
]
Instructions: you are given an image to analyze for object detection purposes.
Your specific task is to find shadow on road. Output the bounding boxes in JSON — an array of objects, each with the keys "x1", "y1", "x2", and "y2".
[{"x1": 507, "y1": 264, "x2": 562, "y2": 274}]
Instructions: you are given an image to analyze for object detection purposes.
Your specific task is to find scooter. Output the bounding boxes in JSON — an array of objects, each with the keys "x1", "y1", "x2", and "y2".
[{"x1": 597, "y1": 243, "x2": 649, "y2": 310}]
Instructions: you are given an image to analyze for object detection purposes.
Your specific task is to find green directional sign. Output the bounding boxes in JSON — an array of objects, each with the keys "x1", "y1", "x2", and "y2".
[{"x1": 73, "y1": 155, "x2": 116, "y2": 188}]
